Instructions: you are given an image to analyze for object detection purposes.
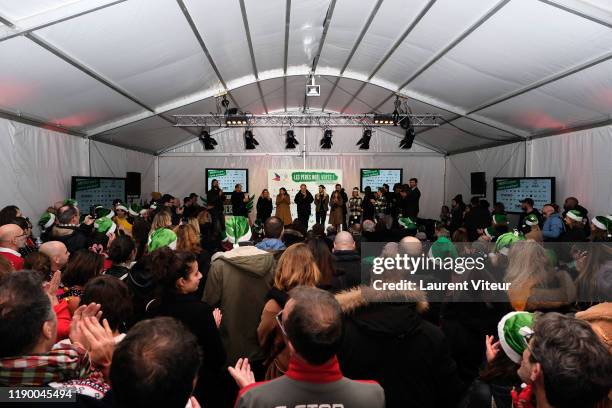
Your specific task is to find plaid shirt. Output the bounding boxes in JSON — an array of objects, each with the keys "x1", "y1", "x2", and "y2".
[
  {"x1": 374, "y1": 195, "x2": 387, "y2": 215},
  {"x1": 349, "y1": 197, "x2": 363, "y2": 218},
  {"x1": 0, "y1": 343, "x2": 93, "y2": 386}
]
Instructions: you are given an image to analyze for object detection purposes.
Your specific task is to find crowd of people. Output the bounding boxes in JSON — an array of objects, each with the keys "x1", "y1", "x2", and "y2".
[{"x1": 0, "y1": 183, "x2": 610, "y2": 407}]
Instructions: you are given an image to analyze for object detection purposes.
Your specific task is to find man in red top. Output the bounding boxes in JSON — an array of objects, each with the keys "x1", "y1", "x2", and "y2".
[{"x1": 0, "y1": 224, "x2": 27, "y2": 270}]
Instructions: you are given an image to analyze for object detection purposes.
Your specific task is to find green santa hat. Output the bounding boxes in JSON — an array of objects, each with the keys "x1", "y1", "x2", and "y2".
[
  {"x1": 94, "y1": 217, "x2": 117, "y2": 236},
  {"x1": 495, "y1": 231, "x2": 525, "y2": 255},
  {"x1": 129, "y1": 203, "x2": 142, "y2": 217},
  {"x1": 428, "y1": 236, "x2": 459, "y2": 260},
  {"x1": 147, "y1": 228, "x2": 177, "y2": 252},
  {"x1": 115, "y1": 202, "x2": 128, "y2": 212},
  {"x1": 63, "y1": 199, "x2": 78, "y2": 207},
  {"x1": 524, "y1": 214, "x2": 539, "y2": 226},
  {"x1": 95, "y1": 207, "x2": 115, "y2": 219},
  {"x1": 399, "y1": 217, "x2": 417, "y2": 230},
  {"x1": 497, "y1": 311, "x2": 535, "y2": 363},
  {"x1": 566, "y1": 209, "x2": 583, "y2": 222},
  {"x1": 492, "y1": 214, "x2": 508, "y2": 225},
  {"x1": 484, "y1": 226, "x2": 496, "y2": 239},
  {"x1": 223, "y1": 216, "x2": 252, "y2": 247},
  {"x1": 591, "y1": 215, "x2": 612, "y2": 232},
  {"x1": 38, "y1": 212, "x2": 56, "y2": 230}
]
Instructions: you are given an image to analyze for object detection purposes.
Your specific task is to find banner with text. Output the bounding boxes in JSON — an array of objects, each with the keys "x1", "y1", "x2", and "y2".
[{"x1": 268, "y1": 169, "x2": 343, "y2": 228}]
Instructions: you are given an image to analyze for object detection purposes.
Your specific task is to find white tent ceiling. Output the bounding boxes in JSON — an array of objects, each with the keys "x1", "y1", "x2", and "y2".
[{"x1": 0, "y1": 0, "x2": 610, "y2": 155}]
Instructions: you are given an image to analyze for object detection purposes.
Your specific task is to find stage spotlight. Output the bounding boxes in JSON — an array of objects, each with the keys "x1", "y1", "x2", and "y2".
[
  {"x1": 320, "y1": 129, "x2": 333, "y2": 149},
  {"x1": 244, "y1": 129, "x2": 259, "y2": 150},
  {"x1": 226, "y1": 114, "x2": 248, "y2": 126},
  {"x1": 199, "y1": 129, "x2": 217, "y2": 151},
  {"x1": 285, "y1": 129, "x2": 299, "y2": 149},
  {"x1": 356, "y1": 128, "x2": 372, "y2": 150},
  {"x1": 399, "y1": 121, "x2": 416, "y2": 150},
  {"x1": 373, "y1": 114, "x2": 394, "y2": 125}
]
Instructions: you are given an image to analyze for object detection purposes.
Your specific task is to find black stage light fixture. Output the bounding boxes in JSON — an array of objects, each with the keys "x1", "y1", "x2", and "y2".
[
  {"x1": 320, "y1": 128, "x2": 333, "y2": 149},
  {"x1": 356, "y1": 128, "x2": 372, "y2": 150},
  {"x1": 399, "y1": 119, "x2": 416, "y2": 150},
  {"x1": 373, "y1": 114, "x2": 394, "y2": 125},
  {"x1": 285, "y1": 129, "x2": 299, "y2": 149},
  {"x1": 199, "y1": 129, "x2": 217, "y2": 151},
  {"x1": 226, "y1": 114, "x2": 248, "y2": 126},
  {"x1": 244, "y1": 129, "x2": 259, "y2": 150}
]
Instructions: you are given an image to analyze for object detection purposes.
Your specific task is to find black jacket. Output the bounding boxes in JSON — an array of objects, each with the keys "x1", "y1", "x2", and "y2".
[
  {"x1": 337, "y1": 287, "x2": 464, "y2": 408},
  {"x1": 48, "y1": 224, "x2": 93, "y2": 254},
  {"x1": 206, "y1": 187, "x2": 225, "y2": 213},
  {"x1": 464, "y1": 206, "x2": 491, "y2": 241},
  {"x1": 405, "y1": 187, "x2": 421, "y2": 217},
  {"x1": 256, "y1": 197, "x2": 273, "y2": 222},
  {"x1": 333, "y1": 250, "x2": 362, "y2": 289},
  {"x1": 294, "y1": 190, "x2": 314, "y2": 215},
  {"x1": 147, "y1": 293, "x2": 226, "y2": 405},
  {"x1": 231, "y1": 191, "x2": 248, "y2": 216}
]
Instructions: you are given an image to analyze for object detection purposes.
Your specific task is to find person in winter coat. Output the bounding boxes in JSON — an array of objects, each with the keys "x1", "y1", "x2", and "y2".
[
  {"x1": 336, "y1": 285, "x2": 465, "y2": 408},
  {"x1": 542, "y1": 204, "x2": 564, "y2": 241},
  {"x1": 257, "y1": 244, "x2": 321, "y2": 379},
  {"x1": 256, "y1": 189, "x2": 273, "y2": 223},
  {"x1": 275, "y1": 188, "x2": 292, "y2": 226},
  {"x1": 203, "y1": 244, "x2": 275, "y2": 377},
  {"x1": 314, "y1": 185, "x2": 330, "y2": 226},
  {"x1": 294, "y1": 184, "x2": 314, "y2": 229},
  {"x1": 329, "y1": 191, "x2": 344, "y2": 232},
  {"x1": 231, "y1": 184, "x2": 249, "y2": 217}
]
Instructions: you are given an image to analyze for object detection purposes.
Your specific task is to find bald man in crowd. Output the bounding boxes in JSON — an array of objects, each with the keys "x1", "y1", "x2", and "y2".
[
  {"x1": 39, "y1": 241, "x2": 70, "y2": 272},
  {"x1": 0, "y1": 224, "x2": 27, "y2": 270},
  {"x1": 333, "y1": 231, "x2": 361, "y2": 290}
]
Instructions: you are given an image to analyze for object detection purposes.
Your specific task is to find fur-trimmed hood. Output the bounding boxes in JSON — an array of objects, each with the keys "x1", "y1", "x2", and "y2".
[{"x1": 336, "y1": 285, "x2": 429, "y2": 315}]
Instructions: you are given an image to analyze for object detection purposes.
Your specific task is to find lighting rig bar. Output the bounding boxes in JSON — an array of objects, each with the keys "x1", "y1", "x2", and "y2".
[{"x1": 173, "y1": 113, "x2": 442, "y2": 128}]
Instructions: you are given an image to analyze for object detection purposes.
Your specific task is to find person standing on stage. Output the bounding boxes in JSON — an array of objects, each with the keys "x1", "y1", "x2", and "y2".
[
  {"x1": 275, "y1": 188, "x2": 292, "y2": 226},
  {"x1": 361, "y1": 186, "x2": 376, "y2": 221},
  {"x1": 374, "y1": 188, "x2": 387, "y2": 220},
  {"x1": 314, "y1": 185, "x2": 330, "y2": 226},
  {"x1": 206, "y1": 179, "x2": 225, "y2": 230},
  {"x1": 231, "y1": 184, "x2": 249, "y2": 217},
  {"x1": 256, "y1": 189, "x2": 273, "y2": 223},
  {"x1": 334, "y1": 184, "x2": 349, "y2": 231},
  {"x1": 294, "y1": 184, "x2": 314, "y2": 229},
  {"x1": 348, "y1": 187, "x2": 362, "y2": 226},
  {"x1": 405, "y1": 178, "x2": 421, "y2": 218},
  {"x1": 329, "y1": 190, "x2": 344, "y2": 232}
]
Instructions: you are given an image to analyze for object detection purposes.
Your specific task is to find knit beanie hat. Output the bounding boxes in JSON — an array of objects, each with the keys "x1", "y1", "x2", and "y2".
[
  {"x1": 498, "y1": 311, "x2": 535, "y2": 363},
  {"x1": 224, "y1": 216, "x2": 251, "y2": 247},
  {"x1": 147, "y1": 228, "x2": 177, "y2": 252},
  {"x1": 524, "y1": 214, "x2": 539, "y2": 226},
  {"x1": 94, "y1": 217, "x2": 117, "y2": 236},
  {"x1": 63, "y1": 199, "x2": 78, "y2": 207},
  {"x1": 566, "y1": 209, "x2": 583, "y2": 222},
  {"x1": 399, "y1": 217, "x2": 417, "y2": 230},
  {"x1": 495, "y1": 231, "x2": 525, "y2": 255},
  {"x1": 129, "y1": 203, "x2": 142, "y2": 217},
  {"x1": 493, "y1": 214, "x2": 508, "y2": 225},
  {"x1": 38, "y1": 212, "x2": 56, "y2": 230}
]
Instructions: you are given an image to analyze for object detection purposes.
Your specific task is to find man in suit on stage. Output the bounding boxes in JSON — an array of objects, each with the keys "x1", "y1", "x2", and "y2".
[
  {"x1": 294, "y1": 184, "x2": 314, "y2": 229},
  {"x1": 405, "y1": 178, "x2": 421, "y2": 218}
]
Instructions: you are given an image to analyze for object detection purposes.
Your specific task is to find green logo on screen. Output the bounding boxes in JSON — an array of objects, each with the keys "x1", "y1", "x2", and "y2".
[
  {"x1": 362, "y1": 170, "x2": 380, "y2": 178},
  {"x1": 208, "y1": 170, "x2": 227, "y2": 178}
]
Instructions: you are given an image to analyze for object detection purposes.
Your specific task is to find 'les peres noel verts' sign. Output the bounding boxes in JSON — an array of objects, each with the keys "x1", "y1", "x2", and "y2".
[{"x1": 291, "y1": 171, "x2": 338, "y2": 183}]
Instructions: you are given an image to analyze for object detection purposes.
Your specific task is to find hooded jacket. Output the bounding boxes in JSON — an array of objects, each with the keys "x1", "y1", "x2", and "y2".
[
  {"x1": 542, "y1": 213, "x2": 564, "y2": 241},
  {"x1": 203, "y1": 246, "x2": 275, "y2": 366},
  {"x1": 336, "y1": 286, "x2": 464, "y2": 408}
]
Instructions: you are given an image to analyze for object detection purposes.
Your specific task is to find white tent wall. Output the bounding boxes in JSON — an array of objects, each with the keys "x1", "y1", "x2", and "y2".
[
  {"x1": 445, "y1": 124, "x2": 612, "y2": 220},
  {"x1": 0, "y1": 117, "x2": 155, "y2": 225},
  {"x1": 160, "y1": 127, "x2": 446, "y2": 219},
  {"x1": 0, "y1": 117, "x2": 89, "y2": 222},
  {"x1": 445, "y1": 142, "x2": 526, "y2": 205},
  {"x1": 527, "y1": 125, "x2": 612, "y2": 217},
  {"x1": 89, "y1": 141, "x2": 156, "y2": 202}
]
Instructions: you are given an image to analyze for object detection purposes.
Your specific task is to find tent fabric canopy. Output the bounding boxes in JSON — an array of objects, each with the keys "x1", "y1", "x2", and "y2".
[{"x1": 0, "y1": 0, "x2": 610, "y2": 155}]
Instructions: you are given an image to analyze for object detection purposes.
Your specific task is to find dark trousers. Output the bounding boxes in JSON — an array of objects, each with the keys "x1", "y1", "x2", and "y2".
[
  {"x1": 316, "y1": 210, "x2": 327, "y2": 225},
  {"x1": 297, "y1": 212, "x2": 310, "y2": 229}
]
